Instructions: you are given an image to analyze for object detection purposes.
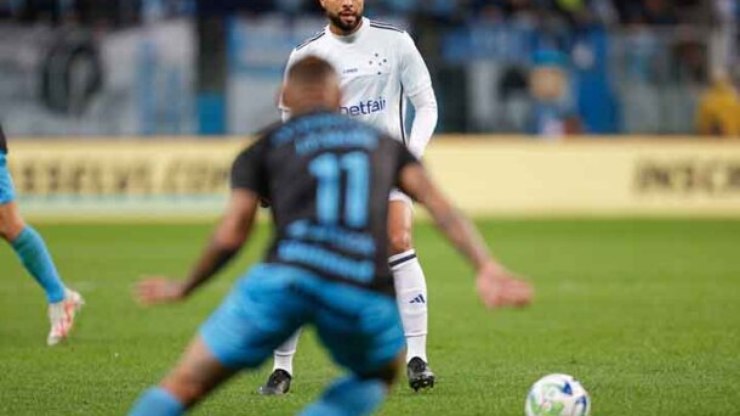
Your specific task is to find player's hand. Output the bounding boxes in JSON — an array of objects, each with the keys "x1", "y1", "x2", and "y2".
[
  {"x1": 475, "y1": 262, "x2": 533, "y2": 309},
  {"x1": 135, "y1": 277, "x2": 187, "y2": 305}
]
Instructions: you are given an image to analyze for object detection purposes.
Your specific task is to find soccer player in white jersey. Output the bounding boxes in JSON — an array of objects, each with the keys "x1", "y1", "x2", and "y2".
[{"x1": 259, "y1": 0, "x2": 440, "y2": 394}]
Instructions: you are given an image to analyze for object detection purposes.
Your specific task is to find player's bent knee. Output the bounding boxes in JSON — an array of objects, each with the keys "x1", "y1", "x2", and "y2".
[
  {"x1": 388, "y1": 230, "x2": 413, "y2": 255},
  {"x1": 0, "y1": 206, "x2": 25, "y2": 242}
]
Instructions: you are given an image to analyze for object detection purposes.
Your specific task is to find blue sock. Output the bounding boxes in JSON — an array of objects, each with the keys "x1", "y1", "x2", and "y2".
[
  {"x1": 129, "y1": 387, "x2": 185, "y2": 416},
  {"x1": 300, "y1": 376, "x2": 386, "y2": 416},
  {"x1": 11, "y1": 226, "x2": 66, "y2": 303}
]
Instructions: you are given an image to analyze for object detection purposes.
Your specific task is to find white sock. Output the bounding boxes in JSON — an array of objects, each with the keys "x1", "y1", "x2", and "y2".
[
  {"x1": 273, "y1": 329, "x2": 301, "y2": 376},
  {"x1": 406, "y1": 335, "x2": 427, "y2": 363},
  {"x1": 390, "y1": 249, "x2": 429, "y2": 363}
]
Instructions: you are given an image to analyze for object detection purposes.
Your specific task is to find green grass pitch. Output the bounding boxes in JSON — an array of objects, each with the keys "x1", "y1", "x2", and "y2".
[{"x1": 1, "y1": 219, "x2": 739, "y2": 415}]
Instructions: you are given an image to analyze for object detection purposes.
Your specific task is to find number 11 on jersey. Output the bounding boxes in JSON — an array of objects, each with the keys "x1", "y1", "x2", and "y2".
[{"x1": 309, "y1": 152, "x2": 370, "y2": 228}]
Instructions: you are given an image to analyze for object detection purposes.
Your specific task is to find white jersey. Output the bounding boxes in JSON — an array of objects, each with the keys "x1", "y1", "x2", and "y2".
[{"x1": 282, "y1": 18, "x2": 433, "y2": 146}]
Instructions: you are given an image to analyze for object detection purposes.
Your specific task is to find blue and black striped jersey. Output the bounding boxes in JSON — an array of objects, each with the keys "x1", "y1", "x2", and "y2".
[{"x1": 231, "y1": 111, "x2": 419, "y2": 295}]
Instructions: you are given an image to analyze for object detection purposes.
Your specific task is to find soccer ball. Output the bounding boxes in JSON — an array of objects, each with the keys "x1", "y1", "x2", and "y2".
[{"x1": 525, "y1": 373, "x2": 590, "y2": 416}]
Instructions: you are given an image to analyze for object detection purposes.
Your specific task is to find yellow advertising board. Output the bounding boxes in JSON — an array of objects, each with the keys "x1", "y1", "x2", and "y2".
[
  {"x1": 7, "y1": 137, "x2": 740, "y2": 219},
  {"x1": 8, "y1": 139, "x2": 246, "y2": 219},
  {"x1": 423, "y1": 137, "x2": 740, "y2": 216}
]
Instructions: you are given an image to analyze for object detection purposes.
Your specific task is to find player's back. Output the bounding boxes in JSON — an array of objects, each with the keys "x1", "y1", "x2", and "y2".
[{"x1": 231, "y1": 111, "x2": 418, "y2": 295}]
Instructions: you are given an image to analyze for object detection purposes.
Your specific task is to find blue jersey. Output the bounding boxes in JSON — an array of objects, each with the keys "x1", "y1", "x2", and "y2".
[{"x1": 231, "y1": 111, "x2": 419, "y2": 295}]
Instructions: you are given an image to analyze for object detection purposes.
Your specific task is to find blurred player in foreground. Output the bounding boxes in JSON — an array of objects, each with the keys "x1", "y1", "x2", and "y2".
[
  {"x1": 129, "y1": 57, "x2": 532, "y2": 416},
  {"x1": 0, "y1": 124, "x2": 84, "y2": 346},
  {"x1": 269, "y1": 0, "x2": 440, "y2": 394}
]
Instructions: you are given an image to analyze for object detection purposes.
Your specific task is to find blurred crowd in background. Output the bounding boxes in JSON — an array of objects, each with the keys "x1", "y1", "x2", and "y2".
[
  {"x1": 0, "y1": 0, "x2": 738, "y2": 137},
  {"x1": 1, "y1": 0, "x2": 728, "y2": 27}
]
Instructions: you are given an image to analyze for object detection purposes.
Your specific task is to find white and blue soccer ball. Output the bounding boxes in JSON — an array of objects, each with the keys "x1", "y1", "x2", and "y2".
[{"x1": 525, "y1": 373, "x2": 591, "y2": 416}]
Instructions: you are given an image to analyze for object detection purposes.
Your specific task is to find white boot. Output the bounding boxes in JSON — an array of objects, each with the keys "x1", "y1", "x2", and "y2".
[{"x1": 47, "y1": 289, "x2": 84, "y2": 346}]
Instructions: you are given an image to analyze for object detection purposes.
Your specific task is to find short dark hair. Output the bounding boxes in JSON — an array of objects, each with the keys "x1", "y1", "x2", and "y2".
[{"x1": 287, "y1": 56, "x2": 337, "y2": 85}]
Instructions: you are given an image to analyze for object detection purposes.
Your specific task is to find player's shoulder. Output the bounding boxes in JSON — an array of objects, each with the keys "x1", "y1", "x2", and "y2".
[
  {"x1": 255, "y1": 120, "x2": 284, "y2": 139},
  {"x1": 293, "y1": 29, "x2": 328, "y2": 53},
  {"x1": 367, "y1": 19, "x2": 406, "y2": 35},
  {"x1": 366, "y1": 20, "x2": 415, "y2": 49},
  {"x1": 252, "y1": 119, "x2": 298, "y2": 152},
  {"x1": 237, "y1": 121, "x2": 281, "y2": 157}
]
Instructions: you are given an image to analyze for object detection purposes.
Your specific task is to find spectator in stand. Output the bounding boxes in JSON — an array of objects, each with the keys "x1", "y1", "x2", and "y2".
[
  {"x1": 696, "y1": 68, "x2": 740, "y2": 137},
  {"x1": 382, "y1": 0, "x2": 420, "y2": 17},
  {"x1": 642, "y1": 0, "x2": 677, "y2": 25},
  {"x1": 527, "y1": 49, "x2": 583, "y2": 138}
]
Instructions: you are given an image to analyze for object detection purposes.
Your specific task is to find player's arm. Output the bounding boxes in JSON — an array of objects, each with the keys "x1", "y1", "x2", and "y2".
[
  {"x1": 398, "y1": 162, "x2": 533, "y2": 308},
  {"x1": 406, "y1": 88, "x2": 438, "y2": 158},
  {"x1": 135, "y1": 190, "x2": 259, "y2": 305},
  {"x1": 399, "y1": 163, "x2": 489, "y2": 269},
  {"x1": 136, "y1": 139, "x2": 269, "y2": 305},
  {"x1": 178, "y1": 189, "x2": 259, "y2": 297},
  {"x1": 399, "y1": 32, "x2": 438, "y2": 158}
]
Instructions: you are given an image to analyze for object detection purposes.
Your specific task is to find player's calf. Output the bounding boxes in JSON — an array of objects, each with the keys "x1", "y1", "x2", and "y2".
[
  {"x1": 130, "y1": 387, "x2": 185, "y2": 416},
  {"x1": 301, "y1": 356, "x2": 402, "y2": 416},
  {"x1": 390, "y1": 249, "x2": 434, "y2": 391},
  {"x1": 300, "y1": 376, "x2": 388, "y2": 416},
  {"x1": 131, "y1": 336, "x2": 236, "y2": 414},
  {"x1": 165, "y1": 337, "x2": 236, "y2": 407},
  {"x1": 11, "y1": 225, "x2": 67, "y2": 304},
  {"x1": 3, "y1": 203, "x2": 84, "y2": 346}
]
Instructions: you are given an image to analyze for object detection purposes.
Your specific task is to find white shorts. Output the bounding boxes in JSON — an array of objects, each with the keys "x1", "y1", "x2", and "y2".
[{"x1": 389, "y1": 188, "x2": 413, "y2": 206}]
